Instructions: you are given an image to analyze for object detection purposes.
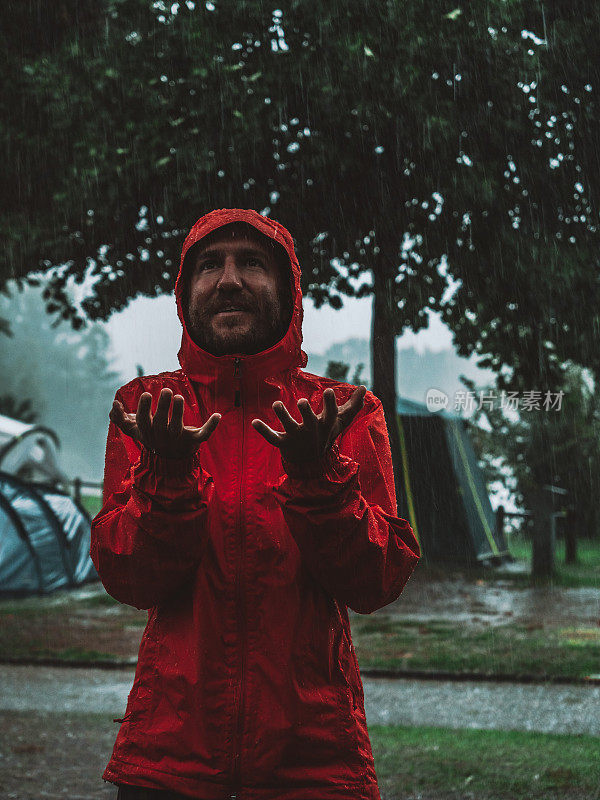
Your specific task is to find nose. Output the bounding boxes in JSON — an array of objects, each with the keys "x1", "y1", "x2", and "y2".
[{"x1": 216, "y1": 255, "x2": 243, "y2": 290}]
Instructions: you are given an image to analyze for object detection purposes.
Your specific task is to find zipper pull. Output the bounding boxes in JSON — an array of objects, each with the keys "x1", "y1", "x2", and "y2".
[{"x1": 233, "y1": 358, "x2": 242, "y2": 407}]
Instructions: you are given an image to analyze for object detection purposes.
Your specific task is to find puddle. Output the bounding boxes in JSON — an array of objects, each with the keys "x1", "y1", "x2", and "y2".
[{"x1": 377, "y1": 572, "x2": 600, "y2": 628}]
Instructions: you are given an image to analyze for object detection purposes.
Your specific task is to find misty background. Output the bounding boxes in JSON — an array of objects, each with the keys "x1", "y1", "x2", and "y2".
[{"x1": 1, "y1": 282, "x2": 492, "y2": 482}]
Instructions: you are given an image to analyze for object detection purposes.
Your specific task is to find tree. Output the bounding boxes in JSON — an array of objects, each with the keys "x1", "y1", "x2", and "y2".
[
  {"x1": 326, "y1": 360, "x2": 368, "y2": 387},
  {"x1": 0, "y1": 281, "x2": 121, "y2": 480},
  {"x1": 464, "y1": 364, "x2": 600, "y2": 545},
  {"x1": 4, "y1": 0, "x2": 599, "y2": 503}
]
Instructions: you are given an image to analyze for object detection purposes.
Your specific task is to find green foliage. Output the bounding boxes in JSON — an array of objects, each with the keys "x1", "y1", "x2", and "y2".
[
  {"x1": 0, "y1": 281, "x2": 121, "y2": 479},
  {"x1": 326, "y1": 359, "x2": 369, "y2": 387},
  {"x1": 2, "y1": 0, "x2": 599, "y2": 393},
  {"x1": 464, "y1": 363, "x2": 600, "y2": 538},
  {"x1": 325, "y1": 360, "x2": 350, "y2": 382}
]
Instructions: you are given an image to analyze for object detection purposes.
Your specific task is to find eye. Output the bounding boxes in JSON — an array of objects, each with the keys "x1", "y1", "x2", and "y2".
[
  {"x1": 247, "y1": 257, "x2": 263, "y2": 268},
  {"x1": 196, "y1": 260, "x2": 217, "y2": 272}
]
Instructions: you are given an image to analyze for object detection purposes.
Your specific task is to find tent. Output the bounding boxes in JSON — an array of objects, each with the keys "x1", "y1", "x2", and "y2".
[
  {"x1": 0, "y1": 471, "x2": 98, "y2": 596},
  {"x1": 0, "y1": 413, "x2": 65, "y2": 484},
  {"x1": 395, "y1": 397, "x2": 510, "y2": 566}
]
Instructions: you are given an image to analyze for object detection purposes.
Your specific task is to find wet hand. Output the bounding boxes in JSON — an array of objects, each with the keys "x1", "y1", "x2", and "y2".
[
  {"x1": 251, "y1": 385, "x2": 367, "y2": 464},
  {"x1": 110, "y1": 388, "x2": 221, "y2": 459}
]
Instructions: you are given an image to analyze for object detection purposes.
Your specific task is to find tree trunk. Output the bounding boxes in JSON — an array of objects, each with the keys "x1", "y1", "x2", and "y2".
[
  {"x1": 370, "y1": 263, "x2": 403, "y2": 515},
  {"x1": 530, "y1": 324, "x2": 556, "y2": 579}
]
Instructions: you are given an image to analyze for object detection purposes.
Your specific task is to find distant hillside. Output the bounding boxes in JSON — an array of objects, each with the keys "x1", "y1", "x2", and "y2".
[{"x1": 304, "y1": 339, "x2": 495, "y2": 406}]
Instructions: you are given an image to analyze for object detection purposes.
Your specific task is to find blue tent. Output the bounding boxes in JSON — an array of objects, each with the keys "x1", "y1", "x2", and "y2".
[{"x1": 0, "y1": 471, "x2": 97, "y2": 596}]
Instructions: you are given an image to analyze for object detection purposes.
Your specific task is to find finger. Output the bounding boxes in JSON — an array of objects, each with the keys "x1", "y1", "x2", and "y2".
[
  {"x1": 136, "y1": 393, "x2": 153, "y2": 440},
  {"x1": 188, "y1": 412, "x2": 222, "y2": 442},
  {"x1": 152, "y1": 388, "x2": 173, "y2": 432},
  {"x1": 198, "y1": 412, "x2": 222, "y2": 441},
  {"x1": 251, "y1": 418, "x2": 284, "y2": 448},
  {"x1": 338, "y1": 385, "x2": 368, "y2": 428},
  {"x1": 110, "y1": 401, "x2": 140, "y2": 439},
  {"x1": 296, "y1": 397, "x2": 318, "y2": 429},
  {"x1": 321, "y1": 388, "x2": 338, "y2": 430},
  {"x1": 272, "y1": 400, "x2": 302, "y2": 433},
  {"x1": 167, "y1": 394, "x2": 184, "y2": 438}
]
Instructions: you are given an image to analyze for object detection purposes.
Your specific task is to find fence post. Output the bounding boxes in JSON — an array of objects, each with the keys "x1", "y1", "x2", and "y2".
[
  {"x1": 531, "y1": 488, "x2": 554, "y2": 579},
  {"x1": 73, "y1": 477, "x2": 82, "y2": 505},
  {"x1": 495, "y1": 504, "x2": 505, "y2": 546},
  {"x1": 565, "y1": 506, "x2": 578, "y2": 564}
]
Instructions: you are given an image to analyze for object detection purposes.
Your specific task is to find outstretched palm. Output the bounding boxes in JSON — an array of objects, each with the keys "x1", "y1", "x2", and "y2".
[
  {"x1": 251, "y1": 385, "x2": 367, "y2": 464},
  {"x1": 110, "y1": 388, "x2": 221, "y2": 459}
]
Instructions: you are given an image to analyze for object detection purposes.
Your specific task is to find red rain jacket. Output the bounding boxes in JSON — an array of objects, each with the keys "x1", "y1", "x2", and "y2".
[{"x1": 91, "y1": 208, "x2": 420, "y2": 800}]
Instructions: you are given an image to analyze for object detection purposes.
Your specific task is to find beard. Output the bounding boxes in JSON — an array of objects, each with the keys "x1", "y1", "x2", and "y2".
[{"x1": 186, "y1": 286, "x2": 291, "y2": 356}]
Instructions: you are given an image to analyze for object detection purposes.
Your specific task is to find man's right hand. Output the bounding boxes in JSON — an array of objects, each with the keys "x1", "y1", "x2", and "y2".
[{"x1": 110, "y1": 388, "x2": 221, "y2": 460}]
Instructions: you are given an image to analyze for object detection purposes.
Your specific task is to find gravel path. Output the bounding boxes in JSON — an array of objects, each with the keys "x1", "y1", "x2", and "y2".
[{"x1": 1, "y1": 665, "x2": 599, "y2": 737}]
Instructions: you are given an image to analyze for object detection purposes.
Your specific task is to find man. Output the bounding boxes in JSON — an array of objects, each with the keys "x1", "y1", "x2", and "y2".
[{"x1": 91, "y1": 208, "x2": 421, "y2": 800}]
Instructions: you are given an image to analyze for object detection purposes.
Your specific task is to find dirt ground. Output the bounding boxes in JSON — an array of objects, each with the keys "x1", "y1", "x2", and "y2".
[{"x1": 0, "y1": 710, "x2": 117, "y2": 800}]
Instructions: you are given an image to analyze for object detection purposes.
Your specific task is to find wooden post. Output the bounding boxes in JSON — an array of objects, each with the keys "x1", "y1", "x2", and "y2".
[
  {"x1": 531, "y1": 488, "x2": 554, "y2": 579},
  {"x1": 565, "y1": 506, "x2": 578, "y2": 564},
  {"x1": 495, "y1": 505, "x2": 505, "y2": 547},
  {"x1": 531, "y1": 484, "x2": 567, "y2": 579}
]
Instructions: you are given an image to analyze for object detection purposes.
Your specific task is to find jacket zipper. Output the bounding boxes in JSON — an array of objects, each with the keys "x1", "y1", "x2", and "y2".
[
  {"x1": 231, "y1": 356, "x2": 245, "y2": 799},
  {"x1": 234, "y1": 356, "x2": 241, "y2": 407}
]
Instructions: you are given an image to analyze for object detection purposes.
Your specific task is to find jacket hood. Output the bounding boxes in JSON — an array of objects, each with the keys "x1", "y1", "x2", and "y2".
[{"x1": 175, "y1": 208, "x2": 308, "y2": 385}]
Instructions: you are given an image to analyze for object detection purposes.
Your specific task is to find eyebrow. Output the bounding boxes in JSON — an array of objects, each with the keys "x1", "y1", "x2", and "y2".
[{"x1": 196, "y1": 246, "x2": 271, "y2": 261}]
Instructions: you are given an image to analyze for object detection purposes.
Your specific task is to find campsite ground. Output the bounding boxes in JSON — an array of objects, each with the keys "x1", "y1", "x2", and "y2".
[
  {"x1": 1, "y1": 536, "x2": 598, "y2": 679},
  {"x1": 2, "y1": 703, "x2": 599, "y2": 800},
  {"x1": 1, "y1": 536, "x2": 599, "y2": 799}
]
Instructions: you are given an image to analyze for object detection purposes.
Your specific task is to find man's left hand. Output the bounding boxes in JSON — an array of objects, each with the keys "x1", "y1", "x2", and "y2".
[{"x1": 251, "y1": 385, "x2": 367, "y2": 465}]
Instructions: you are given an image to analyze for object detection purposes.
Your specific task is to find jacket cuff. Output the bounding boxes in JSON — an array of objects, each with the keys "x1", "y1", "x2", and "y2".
[
  {"x1": 280, "y1": 442, "x2": 345, "y2": 480},
  {"x1": 133, "y1": 446, "x2": 203, "y2": 481}
]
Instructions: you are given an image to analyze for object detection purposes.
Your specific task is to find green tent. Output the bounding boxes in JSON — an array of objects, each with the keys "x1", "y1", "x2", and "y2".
[{"x1": 395, "y1": 397, "x2": 510, "y2": 566}]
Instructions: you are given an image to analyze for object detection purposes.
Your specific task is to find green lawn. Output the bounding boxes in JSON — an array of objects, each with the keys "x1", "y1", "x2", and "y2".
[
  {"x1": 80, "y1": 493, "x2": 102, "y2": 518},
  {"x1": 371, "y1": 724, "x2": 600, "y2": 799},
  {"x1": 350, "y1": 616, "x2": 600, "y2": 680}
]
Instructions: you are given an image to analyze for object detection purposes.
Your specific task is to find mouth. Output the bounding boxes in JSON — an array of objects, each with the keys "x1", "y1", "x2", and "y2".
[{"x1": 214, "y1": 309, "x2": 250, "y2": 315}]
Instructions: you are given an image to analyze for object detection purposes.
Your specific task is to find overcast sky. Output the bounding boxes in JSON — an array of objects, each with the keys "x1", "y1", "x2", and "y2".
[{"x1": 105, "y1": 293, "x2": 455, "y2": 381}]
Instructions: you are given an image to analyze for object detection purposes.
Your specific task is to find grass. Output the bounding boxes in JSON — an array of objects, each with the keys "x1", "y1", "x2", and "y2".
[
  {"x1": 7, "y1": 646, "x2": 119, "y2": 662},
  {"x1": 0, "y1": 534, "x2": 598, "y2": 675},
  {"x1": 350, "y1": 616, "x2": 600, "y2": 679},
  {"x1": 0, "y1": 585, "x2": 146, "y2": 663},
  {"x1": 370, "y1": 724, "x2": 600, "y2": 799},
  {"x1": 80, "y1": 493, "x2": 103, "y2": 518},
  {"x1": 507, "y1": 536, "x2": 600, "y2": 589},
  {"x1": 3, "y1": 711, "x2": 597, "y2": 800}
]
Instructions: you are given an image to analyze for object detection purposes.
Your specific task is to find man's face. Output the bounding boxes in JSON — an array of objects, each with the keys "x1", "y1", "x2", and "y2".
[{"x1": 185, "y1": 225, "x2": 291, "y2": 356}]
